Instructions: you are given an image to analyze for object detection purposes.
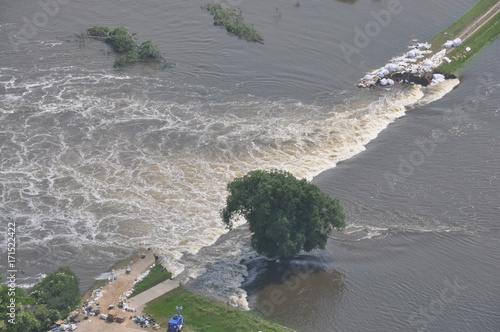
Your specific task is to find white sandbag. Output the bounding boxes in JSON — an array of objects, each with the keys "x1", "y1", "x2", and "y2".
[
  {"x1": 407, "y1": 49, "x2": 420, "y2": 58},
  {"x1": 417, "y1": 42, "x2": 431, "y2": 49},
  {"x1": 432, "y1": 73, "x2": 446, "y2": 83},
  {"x1": 363, "y1": 74, "x2": 374, "y2": 80},
  {"x1": 376, "y1": 68, "x2": 389, "y2": 77},
  {"x1": 453, "y1": 38, "x2": 462, "y2": 47},
  {"x1": 379, "y1": 78, "x2": 394, "y2": 86},
  {"x1": 466, "y1": 47, "x2": 471, "y2": 52},
  {"x1": 423, "y1": 59, "x2": 433, "y2": 66},
  {"x1": 444, "y1": 40, "x2": 453, "y2": 48},
  {"x1": 443, "y1": 57, "x2": 451, "y2": 63},
  {"x1": 385, "y1": 63, "x2": 399, "y2": 72}
]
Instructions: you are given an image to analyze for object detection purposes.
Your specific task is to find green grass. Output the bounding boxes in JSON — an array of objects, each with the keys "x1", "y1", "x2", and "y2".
[
  {"x1": 144, "y1": 287, "x2": 294, "y2": 332},
  {"x1": 128, "y1": 263, "x2": 172, "y2": 298},
  {"x1": 427, "y1": 0, "x2": 498, "y2": 53},
  {"x1": 438, "y1": 12, "x2": 499, "y2": 75}
]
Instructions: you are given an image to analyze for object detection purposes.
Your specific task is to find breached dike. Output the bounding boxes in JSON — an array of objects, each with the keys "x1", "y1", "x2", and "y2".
[{"x1": 358, "y1": 42, "x2": 458, "y2": 88}]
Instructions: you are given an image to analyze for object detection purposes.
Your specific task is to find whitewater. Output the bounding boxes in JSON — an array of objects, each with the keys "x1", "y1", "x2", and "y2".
[{"x1": 0, "y1": 63, "x2": 459, "y2": 308}]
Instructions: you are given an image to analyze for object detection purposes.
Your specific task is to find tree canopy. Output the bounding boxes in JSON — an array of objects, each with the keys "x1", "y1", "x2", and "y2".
[
  {"x1": 0, "y1": 267, "x2": 80, "y2": 332},
  {"x1": 85, "y1": 26, "x2": 165, "y2": 68},
  {"x1": 221, "y1": 170, "x2": 345, "y2": 258},
  {"x1": 201, "y1": 3, "x2": 263, "y2": 43},
  {"x1": 30, "y1": 267, "x2": 80, "y2": 318}
]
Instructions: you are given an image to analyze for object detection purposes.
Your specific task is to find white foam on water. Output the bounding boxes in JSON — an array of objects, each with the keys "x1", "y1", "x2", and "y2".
[
  {"x1": 413, "y1": 78, "x2": 460, "y2": 107},
  {"x1": 0, "y1": 67, "x2": 460, "y2": 308}
]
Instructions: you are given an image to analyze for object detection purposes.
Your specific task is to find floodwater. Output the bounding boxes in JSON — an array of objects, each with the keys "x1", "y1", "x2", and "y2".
[
  {"x1": 246, "y1": 41, "x2": 500, "y2": 331},
  {"x1": 1, "y1": 0, "x2": 498, "y2": 330}
]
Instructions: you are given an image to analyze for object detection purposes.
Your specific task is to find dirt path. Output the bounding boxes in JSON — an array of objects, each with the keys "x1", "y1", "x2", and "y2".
[
  {"x1": 76, "y1": 250, "x2": 159, "y2": 332},
  {"x1": 451, "y1": 1, "x2": 500, "y2": 51},
  {"x1": 128, "y1": 279, "x2": 180, "y2": 312}
]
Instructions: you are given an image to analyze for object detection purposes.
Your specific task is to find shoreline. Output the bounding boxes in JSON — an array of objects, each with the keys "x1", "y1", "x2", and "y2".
[
  {"x1": 76, "y1": 249, "x2": 158, "y2": 332},
  {"x1": 76, "y1": 249, "x2": 293, "y2": 331}
]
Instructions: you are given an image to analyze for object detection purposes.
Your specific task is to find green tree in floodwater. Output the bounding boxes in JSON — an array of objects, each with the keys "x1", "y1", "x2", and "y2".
[
  {"x1": 221, "y1": 170, "x2": 346, "y2": 258},
  {"x1": 201, "y1": 3, "x2": 263, "y2": 43},
  {"x1": 105, "y1": 27, "x2": 137, "y2": 54},
  {"x1": 138, "y1": 40, "x2": 164, "y2": 61},
  {"x1": 85, "y1": 26, "x2": 165, "y2": 68}
]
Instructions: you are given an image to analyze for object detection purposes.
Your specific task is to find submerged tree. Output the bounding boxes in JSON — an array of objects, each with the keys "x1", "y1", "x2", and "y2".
[
  {"x1": 105, "y1": 27, "x2": 137, "y2": 54},
  {"x1": 85, "y1": 26, "x2": 165, "y2": 68},
  {"x1": 221, "y1": 170, "x2": 345, "y2": 258},
  {"x1": 201, "y1": 3, "x2": 263, "y2": 43}
]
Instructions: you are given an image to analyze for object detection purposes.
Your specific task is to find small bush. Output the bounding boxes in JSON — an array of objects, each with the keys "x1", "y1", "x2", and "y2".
[
  {"x1": 114, "y1": 51, "x2": 139, "y2": 68},
  {"x1": 202, "y1": 3, "x2": 263, "y2": 42},
  {"x1": 138, "y1": 40, "x2": 164, "y2": 61},
  {"x1": 85, "y1": 25, "x2": 166, "y2": 68},
  {"x1": 86, "y1": 26, "x2": 110, "y2": 37},
  {"x1": 106, "y1": 27, "x2": 136, "y2": 54}
]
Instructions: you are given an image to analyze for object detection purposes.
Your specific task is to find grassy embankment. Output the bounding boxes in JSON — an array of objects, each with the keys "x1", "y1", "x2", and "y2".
[
  {"x1": 81, "y1": 252, "x2": 292, "y2": 331},
  {"x1": 438, "y1": 12, "x2": 499, "y2": 74},
  {"x1": 128, "y1": 263, "x2": 171, "y2": 298},
  {"x1": 144, "y1": 287, "x2": 294, "y2": 332},
  {"x1": 425, "y1": 0, "x2": 499, "y2": 75}
]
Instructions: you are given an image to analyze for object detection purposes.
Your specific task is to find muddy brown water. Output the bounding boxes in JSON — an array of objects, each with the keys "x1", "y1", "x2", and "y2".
[{"x1": 1, "y1": 0, "x2": 499, "y2": 330}]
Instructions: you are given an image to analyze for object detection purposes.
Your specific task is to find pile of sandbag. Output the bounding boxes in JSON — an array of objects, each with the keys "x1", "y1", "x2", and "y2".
[
  {"x1": 59, "y1": 323, "x2": 78, "y2": 331},
  {"x1": 444, "y1": 38, "x2": 462, "y2": 48}
]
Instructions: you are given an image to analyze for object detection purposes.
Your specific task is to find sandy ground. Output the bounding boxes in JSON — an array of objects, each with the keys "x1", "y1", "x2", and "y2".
[{"x1": 75, "y1": 250, "x2": 158, "y2": 332}]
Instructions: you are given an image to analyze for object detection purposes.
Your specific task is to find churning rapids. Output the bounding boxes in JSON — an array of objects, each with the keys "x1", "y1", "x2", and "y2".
[{"x1": 1, "y1": 0, "x2": 499, "y2": 330}]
